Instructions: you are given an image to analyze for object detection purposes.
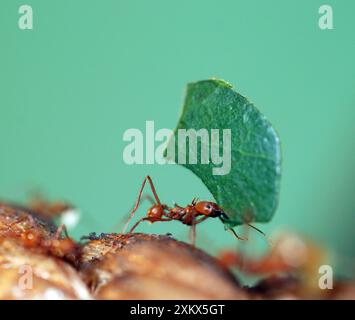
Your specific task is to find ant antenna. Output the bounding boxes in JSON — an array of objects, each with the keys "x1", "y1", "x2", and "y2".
[
  {"x1": 246, "y1": 223, "x2": 273, "y2": 247},
  {"x1": 246, "y1": 223, "x2": 265, "y2": 236}
]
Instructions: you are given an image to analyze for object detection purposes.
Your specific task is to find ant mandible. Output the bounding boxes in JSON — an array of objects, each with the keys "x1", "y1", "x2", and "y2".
[{"x1": 123, "y1": 176, "x2": 264, "y2": 245}]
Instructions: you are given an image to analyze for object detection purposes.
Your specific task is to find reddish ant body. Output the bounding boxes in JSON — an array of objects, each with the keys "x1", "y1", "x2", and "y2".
[
  {"x1": 0, "y1": 203, "x2": 79, "y2": 263},
  {"x1": 218, "y1": 232, "x2": 325, "y2": 276},
  {"x1": 123, "y1": 176, "x2": 263, "y2": 244},
  {"x1": 217, "y1": 232, "x2": 328, "y2": 297}
]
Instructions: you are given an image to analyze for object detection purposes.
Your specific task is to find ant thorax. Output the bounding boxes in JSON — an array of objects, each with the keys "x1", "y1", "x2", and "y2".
[{"x1": 165, "y1": 205, "x2": 186, "y2": 221}]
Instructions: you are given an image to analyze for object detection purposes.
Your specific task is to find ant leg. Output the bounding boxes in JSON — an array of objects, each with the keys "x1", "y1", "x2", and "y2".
[
  {"x1": 129, "y1": 217, "x2": 145, "y2": 233},
  {"x1": 129, "y1": 216, "x2": 172, "y2": 233},
  {"x1": 189, "y1": 224, "x2": 196, "y2": 247},
  {"x1": 194, "y1": 216, "x2": 209, "y2": 225},
  {"x1": 227, "y1": 227, "x2": 247, "y2": 241},
  {"x1": 246, "y1": 223, "x2": 266, "y2": 237},
  {"x1": 241, "y1": 208, "x2": 269, "y2": 243},
  {"x1": 55, "y1": 224, "x2": 69, "y2": 239},
  {"x1": 122, "y1": 175, "x2": 163, "y2": 233},
  {"x1": 115, "y1": 194, "x2": 155, "y2": 232},
  {"x1": 189, "y1": 216, "x2": 208, "y2": 247},
  {"x1": 246, "y1": 223, "x2": 273, "y2": 246},
  {"x1": 9, "y1": 213, "x2": 36, "y2": 227}
]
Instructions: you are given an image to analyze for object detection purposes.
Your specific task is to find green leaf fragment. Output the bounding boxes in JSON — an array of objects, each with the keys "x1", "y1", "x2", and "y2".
[{"x1": 165, "y1": 79, "x2": 281, "y2": 226}]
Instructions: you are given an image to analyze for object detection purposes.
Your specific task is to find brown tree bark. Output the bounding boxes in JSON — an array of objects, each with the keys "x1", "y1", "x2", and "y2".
[{"x1": 79, "y1": 233, "x2": 247, "y2": 299}]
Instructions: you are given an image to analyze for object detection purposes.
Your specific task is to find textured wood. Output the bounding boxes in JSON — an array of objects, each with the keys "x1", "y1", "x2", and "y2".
[
  {"x1": 79, "y1": 233, "x2": 248, "y2": 299},
  {"x1": 1, "y1": 203, "x2": 354, "y2": 300},
  {"x1": 0, "y1": 203, "x2": 91, "y2": 300},
  {"x1": 0, "y1": 238, "x2": 91, "y2": 300}
]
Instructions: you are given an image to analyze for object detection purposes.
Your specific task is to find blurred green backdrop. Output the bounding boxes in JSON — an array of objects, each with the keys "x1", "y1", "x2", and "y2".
[{"x1": 0, "y1": 1, "x2": 354, "y2": 276}]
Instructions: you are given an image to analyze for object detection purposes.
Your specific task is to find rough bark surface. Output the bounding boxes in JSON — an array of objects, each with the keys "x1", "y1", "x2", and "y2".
[
  {"x1": 0, "y1": 203, "x2": 354, "y2": 300},
  {"x1": 79, "y1": 233, "x2": 247, "y2": 299}
]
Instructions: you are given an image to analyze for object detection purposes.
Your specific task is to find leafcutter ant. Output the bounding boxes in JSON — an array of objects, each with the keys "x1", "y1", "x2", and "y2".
[
  {"x1": 0, "y1": 203, "x2": 79, "y2": 264},
  {"x1": 123, "y1": 175, "x2": 265, "y2": 245}
]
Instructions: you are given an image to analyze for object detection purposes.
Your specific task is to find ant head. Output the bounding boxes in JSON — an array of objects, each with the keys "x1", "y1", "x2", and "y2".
[{"x1": 194, "y1": 201, "x2": 229, "y2": 219}]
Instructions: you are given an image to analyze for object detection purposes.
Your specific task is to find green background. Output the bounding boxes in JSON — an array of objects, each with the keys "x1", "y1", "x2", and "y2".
[{"x1": 1, "y1": 1, "x2": 354, "y2": 277}]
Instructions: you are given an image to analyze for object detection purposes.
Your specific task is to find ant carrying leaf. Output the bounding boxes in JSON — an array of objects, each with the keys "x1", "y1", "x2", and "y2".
[{"x1": 123, "y1": 176, "x2": 265, "y2": 245}]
